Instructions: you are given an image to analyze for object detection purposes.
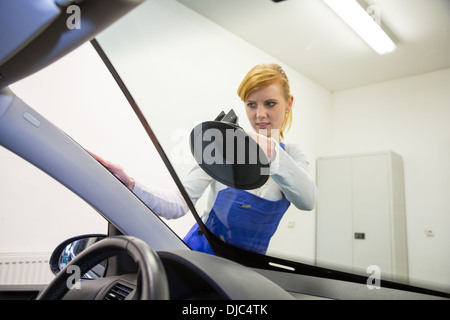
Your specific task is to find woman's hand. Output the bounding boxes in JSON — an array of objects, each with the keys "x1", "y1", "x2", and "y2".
[
  {"x1": 88, "y1": 151, "x2": 135, "y2": 190},
  {"x1": 244, "y1": 130, "x2": 277, "y2": 163}
]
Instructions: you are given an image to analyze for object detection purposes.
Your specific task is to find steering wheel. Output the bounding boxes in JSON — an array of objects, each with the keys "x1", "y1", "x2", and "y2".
[{"x1": 37, "y1": 236, "x2": 169, "y2": 300}]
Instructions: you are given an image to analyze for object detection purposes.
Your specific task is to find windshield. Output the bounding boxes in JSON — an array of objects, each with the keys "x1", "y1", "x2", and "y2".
[{"x1": 94, "y1": 0, "x2": 450, "y2": 294}]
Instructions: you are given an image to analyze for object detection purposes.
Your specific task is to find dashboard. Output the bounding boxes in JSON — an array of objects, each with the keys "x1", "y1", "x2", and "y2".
[
  {"x1": 58, "y1": 249, "x2": 444, "y2": 300},
  {"x1": 61, "y1": 249, "x2": 295, "y2": 300}
]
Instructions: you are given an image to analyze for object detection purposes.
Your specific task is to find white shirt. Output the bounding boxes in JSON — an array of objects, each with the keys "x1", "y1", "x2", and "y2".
[{"x1": 133, "y1": 142, "x2": 316, "y2": 220}]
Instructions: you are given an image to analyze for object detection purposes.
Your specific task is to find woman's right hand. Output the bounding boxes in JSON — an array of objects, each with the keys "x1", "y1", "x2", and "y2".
[
  {"x1": 88, "y1": 151, "x2": 135, "y2": 190},
  {"x1": 245, "y1": 130, "x2": 277, "y2": 163}
]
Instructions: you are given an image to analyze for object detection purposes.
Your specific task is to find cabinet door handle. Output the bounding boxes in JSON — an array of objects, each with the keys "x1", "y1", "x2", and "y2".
[{"x1": 354, "y1": 232, "x2": 365, "y2": 239}]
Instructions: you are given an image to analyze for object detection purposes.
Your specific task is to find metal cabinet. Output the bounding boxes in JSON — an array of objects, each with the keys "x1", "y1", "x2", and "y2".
[{"x1": 316, "y1": 151, "x2": 408, "y2": 282}]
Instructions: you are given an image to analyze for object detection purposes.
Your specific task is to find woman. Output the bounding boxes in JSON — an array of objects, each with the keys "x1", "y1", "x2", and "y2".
[{"x1": 95, "y1": 63, "x2": 316, "y2": 255}]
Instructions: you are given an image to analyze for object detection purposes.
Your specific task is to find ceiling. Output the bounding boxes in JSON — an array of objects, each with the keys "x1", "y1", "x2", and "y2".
[{"x1": 176, "y1": 0, "x2": 450, "y2": 91}]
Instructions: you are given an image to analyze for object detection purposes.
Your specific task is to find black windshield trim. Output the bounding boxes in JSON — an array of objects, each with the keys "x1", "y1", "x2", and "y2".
[{"x1": 90, "y1": 38, "x2": 211, "y2": 246}]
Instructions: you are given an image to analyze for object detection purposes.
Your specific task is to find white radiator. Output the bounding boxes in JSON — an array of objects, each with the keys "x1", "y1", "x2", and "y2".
[{"x1": 0, "y1": 253, "x2": 54, "y2": 285}]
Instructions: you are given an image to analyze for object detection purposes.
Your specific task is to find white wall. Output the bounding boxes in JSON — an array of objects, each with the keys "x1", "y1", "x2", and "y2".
[{"x1": 329, "y1": 68, "x2": 450, "y2": 288}]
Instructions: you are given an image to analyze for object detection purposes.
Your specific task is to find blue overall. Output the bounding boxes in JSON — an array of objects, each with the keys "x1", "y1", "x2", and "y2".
[
  {"x1": 183, "y1": 143, "x2": 291, "y2": 255},
  {"x1": 183, "y1": 187, "x2": 290, "y2": 254},
  {"x1": 184, "y1": 140, "x2": 290, "y2": 255}
]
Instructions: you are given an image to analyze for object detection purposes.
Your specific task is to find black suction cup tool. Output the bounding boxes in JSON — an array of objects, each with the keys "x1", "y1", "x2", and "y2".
[{"x1": 190, "y1": 109, "x2": 269, "y2": 190}]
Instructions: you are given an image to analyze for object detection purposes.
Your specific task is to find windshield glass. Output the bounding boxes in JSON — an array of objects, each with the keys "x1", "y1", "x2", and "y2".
[{"x1": 94, "y1": 0, "x2": 450, "y2": 294}]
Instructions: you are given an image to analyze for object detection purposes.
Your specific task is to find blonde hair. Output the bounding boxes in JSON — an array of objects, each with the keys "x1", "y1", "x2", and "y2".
[{"x1": 237, "y1": 63, "x2": 293, "y2": 140}]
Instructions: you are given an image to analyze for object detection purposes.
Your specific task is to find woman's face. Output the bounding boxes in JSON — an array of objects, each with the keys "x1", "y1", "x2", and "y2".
[{"x1": 245, "y1": 82, "x2": 293, "y2": 139}]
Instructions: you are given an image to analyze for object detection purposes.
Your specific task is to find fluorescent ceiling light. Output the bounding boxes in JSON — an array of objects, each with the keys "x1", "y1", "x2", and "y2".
[{"x1": 323, "y1": 0, "x2": 396, "y2": 55}]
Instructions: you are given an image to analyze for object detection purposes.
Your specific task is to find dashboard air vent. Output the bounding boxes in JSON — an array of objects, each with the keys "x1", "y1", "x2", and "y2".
[{"x1": 103, "y1": 283, "x2": 133, "y2": 300}]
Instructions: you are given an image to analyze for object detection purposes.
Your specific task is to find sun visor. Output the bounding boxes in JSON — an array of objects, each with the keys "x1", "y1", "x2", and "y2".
[
  {"x1": 0, "y1": 0, "x2": 143, "y2": 89},
  {"x1": 0, "y1": 0, "x2": 61, "y2": 67},
  {"x1": 190, "y1": 110, "x2": 270, "y2": 190}
]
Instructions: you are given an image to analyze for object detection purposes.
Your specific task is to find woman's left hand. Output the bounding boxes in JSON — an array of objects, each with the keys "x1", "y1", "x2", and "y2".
[{"x1": 87, "y1": 150, "x2": 135, "y2": 190}]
